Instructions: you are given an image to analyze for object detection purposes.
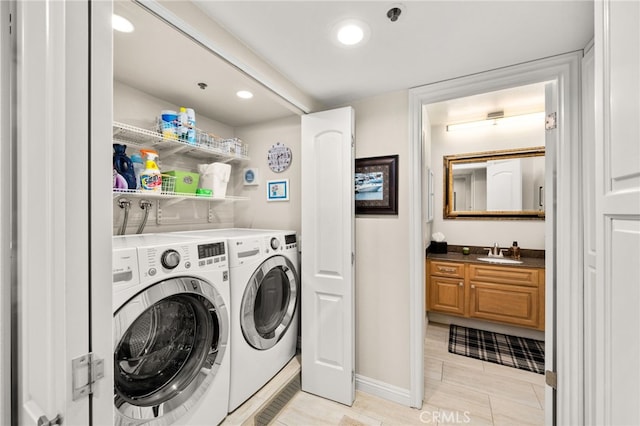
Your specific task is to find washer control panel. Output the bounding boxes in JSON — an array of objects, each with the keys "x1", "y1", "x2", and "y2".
[
  {"x1": 138, "y1": 240, "x2": 227, "y2": 279},
  {"x1": 112, "y1": 248, "x2": 139, "y2": 284}
]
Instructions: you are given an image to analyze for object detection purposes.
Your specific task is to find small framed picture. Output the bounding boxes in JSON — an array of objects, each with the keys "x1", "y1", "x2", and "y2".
[
  {"x1": 243, "y1": 168, "x2": 260, "y2": 186},
  {"x1": 267, "y1": 179, "x2": 289, "y2": 201}
]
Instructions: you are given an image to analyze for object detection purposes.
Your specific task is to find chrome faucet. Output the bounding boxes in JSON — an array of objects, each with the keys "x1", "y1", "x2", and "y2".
[{"x1": 484, "y1": 243, "x2": 507, "y2": 258}]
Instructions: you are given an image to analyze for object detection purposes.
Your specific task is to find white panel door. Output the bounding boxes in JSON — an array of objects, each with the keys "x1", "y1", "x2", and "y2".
[
  {"x1": 591, "y1": 1, "x2": 640, "y2": 424},
  {"x1": 585, "y1": 1, "x2": 640, "y2": 425},
  {"x1": 16, "y1": 1, "x2": 113, "y2": 425},
  {"x1": 301, "y1": 107, "x2": 355, "y2": 406},
  {"x1": 486, "y1": 158, "x2": 522, "y2": 210}
]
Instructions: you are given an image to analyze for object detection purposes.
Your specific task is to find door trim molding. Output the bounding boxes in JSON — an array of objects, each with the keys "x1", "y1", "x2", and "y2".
[{"x1": 408, "y1": 51, "x2": 583, "y2": 423}]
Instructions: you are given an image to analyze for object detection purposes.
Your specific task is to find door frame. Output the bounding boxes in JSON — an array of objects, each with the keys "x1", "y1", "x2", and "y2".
[
  {"x1": 0, "y1": 1, "x2": 15, "y2": 424},
  {"x1": 408, "y1": 51, "x2": 583, "y2": 424}
]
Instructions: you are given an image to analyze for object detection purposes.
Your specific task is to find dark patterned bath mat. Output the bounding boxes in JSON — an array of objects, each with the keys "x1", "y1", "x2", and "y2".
[{"x1": 448, "y1": 324, "x2": 545, "y2": 374}]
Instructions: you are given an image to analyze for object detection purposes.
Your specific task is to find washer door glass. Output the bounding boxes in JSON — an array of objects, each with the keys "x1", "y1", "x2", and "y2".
[
  {"x1": 113, "y1": 277, "x2": 228, "y2": 425},
  {"x1": 241, "y1": 255, "x2": 297, "y2": 350}
]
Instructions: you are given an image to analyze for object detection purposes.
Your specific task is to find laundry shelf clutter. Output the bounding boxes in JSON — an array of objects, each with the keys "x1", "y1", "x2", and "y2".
[{"x1": 112, "y1": 121, "x2": 249, "y2": 203}]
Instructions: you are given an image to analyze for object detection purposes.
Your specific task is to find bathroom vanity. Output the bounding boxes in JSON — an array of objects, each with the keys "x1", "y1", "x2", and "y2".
[{"x1": 426, "y1": 253, "x2": 545, "y2": 330}]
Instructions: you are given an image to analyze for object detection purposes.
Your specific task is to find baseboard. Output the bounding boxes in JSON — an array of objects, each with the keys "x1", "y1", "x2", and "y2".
[
  {"x1": 355, "y1": 374, "x2": 412, "y2": 407},
  {"x1": 428, "y1": 312, "x2": 545, "y2": 341}
]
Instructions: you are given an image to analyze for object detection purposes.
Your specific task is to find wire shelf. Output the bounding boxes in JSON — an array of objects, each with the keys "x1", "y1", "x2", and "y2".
[
  {"x1": 113, "y1": 188, "x2": 249, "y2": 202},
  {"x1": 113, "y1": 122, "x2": 250, "y2": 162}
]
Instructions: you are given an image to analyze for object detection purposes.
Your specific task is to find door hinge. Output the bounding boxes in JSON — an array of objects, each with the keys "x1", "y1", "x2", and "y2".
[
  {"x1": 351, "y1": 134, "x2": 355, "y2": 148},
  {"x1": 72, "y1": 353, "x2": 105, "y2": 400},
  {"x1": 545, "y1": 370, "x2": 557, "y2": 390},
  {"x1": 37, "y1": 414, "x2": 62, "y2": 426},
  {"x1": 351, "y1": 252, "x2": 355, "y2": 265},
  {"x1": 352, "y1": 370, "x2": 355, "y2": 383},
  {"x1": 545, "y1": 112, "x2": 557, "y2": 130}
]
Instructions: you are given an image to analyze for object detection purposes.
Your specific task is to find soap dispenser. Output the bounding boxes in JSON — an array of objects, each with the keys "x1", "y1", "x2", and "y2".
[{"x1": 512, "y1": 241, "x2": 521, "y2": 260}]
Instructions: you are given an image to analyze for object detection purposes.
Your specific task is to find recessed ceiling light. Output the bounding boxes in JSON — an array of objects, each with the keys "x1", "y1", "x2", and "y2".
[
  {"x1": 338, "y1": 24, "x2": 363, "y2": 45},
  {"x1": 332, "y1": 19, "x2": 370, "y2": 47},
  {"x1": 112, "y1": 14, "x2": 134, "y2": 33},
  {"x1": 236, "y1": 90, "x2": 253, "y2": 99}
]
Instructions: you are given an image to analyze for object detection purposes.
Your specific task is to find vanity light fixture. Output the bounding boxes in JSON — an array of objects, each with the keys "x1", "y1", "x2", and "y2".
[
  {"x1": 112, "y1": 14, "x2": 135, "y2": 33},
  {"x1": 236, "y1": 90, "x2": 254, "y2": 99},
  {"x1": 446, "y1": 111, "x2": 545, "y2": 132}
]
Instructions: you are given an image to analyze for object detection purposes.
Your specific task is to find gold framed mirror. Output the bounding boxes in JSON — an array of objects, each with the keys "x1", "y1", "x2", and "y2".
[{"x1": 443, "y1": 147, "x2": 545, "y2": 219}]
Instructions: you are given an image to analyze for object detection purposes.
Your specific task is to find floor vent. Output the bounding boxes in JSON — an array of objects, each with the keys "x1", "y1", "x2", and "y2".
[{"x1": 253, "y1": 374, "x2": 301, "y2": 426}]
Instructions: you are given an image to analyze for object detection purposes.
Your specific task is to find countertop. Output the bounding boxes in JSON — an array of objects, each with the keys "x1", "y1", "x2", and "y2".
[{"x1": 427, "y1": 251, "x2": 546, "y2": 269}]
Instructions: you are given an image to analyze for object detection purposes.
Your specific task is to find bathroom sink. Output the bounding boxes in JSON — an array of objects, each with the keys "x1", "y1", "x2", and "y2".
[{"x1": 476, "y1": 257, "x2": 523, "y2": 265}]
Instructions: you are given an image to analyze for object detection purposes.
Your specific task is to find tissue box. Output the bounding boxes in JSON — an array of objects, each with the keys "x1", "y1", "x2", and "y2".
[
  {"x1": 429, "y1": 241, "x2": 448, "y2": 254},
  {"x1": 163, "y1": 170, "x2": 199, "y2": 194}
]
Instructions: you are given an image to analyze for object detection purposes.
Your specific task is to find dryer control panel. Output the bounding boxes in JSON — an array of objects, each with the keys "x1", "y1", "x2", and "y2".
[
  {"x1": 228, "y1": 233, "x2": 298, "y2": 267},
  {"x1": 284, "y1": 233, "x2": 297, "y2": 251}
]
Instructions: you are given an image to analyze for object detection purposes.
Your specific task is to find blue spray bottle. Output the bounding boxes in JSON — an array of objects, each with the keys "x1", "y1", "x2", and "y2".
[{"x1": 113, "y1": 144, "x2": 137, "y2": 190}]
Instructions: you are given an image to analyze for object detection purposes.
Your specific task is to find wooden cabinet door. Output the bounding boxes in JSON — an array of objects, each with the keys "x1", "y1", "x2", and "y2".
[
  {"x1": 469, "y1": 281, "x2": 540, "y2": 329},
  {"x1": 428, "y1": 276, "x2": 465, "y2": 315}
]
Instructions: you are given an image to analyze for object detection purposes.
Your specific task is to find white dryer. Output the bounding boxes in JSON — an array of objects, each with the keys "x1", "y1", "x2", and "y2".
[
  {"x1": 175, "y1": 229, "x2": 299, "y2": 412},
  {"x1": 112, "y1": 234, "x2": 231, "y2": 426}
]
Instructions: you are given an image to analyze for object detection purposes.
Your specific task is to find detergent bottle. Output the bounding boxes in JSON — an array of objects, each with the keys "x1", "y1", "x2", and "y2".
[
  {"x1": 112, "y1": 144, "x2": 137, "y2": 190},
  {"x1": 139, "y1": 149, "x2": 162, "y2": 192},
  {"x1": 178, "y1": 107, "x2": 189, "y2": 141},
  {"x1": 186, "y1": 108, "x2": 197, "y2": 144},
  {"x1": 130, "y1": 153, "x2": 145, "y2": 189}
]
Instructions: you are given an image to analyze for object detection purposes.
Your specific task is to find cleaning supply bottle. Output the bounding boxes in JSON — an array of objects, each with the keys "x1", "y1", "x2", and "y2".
[
  {"x1": 130, "y1": 153, "x2": 144, "y2": 190},
  {"x1": 139, "y1": 149, "x2": 162, "y2": 192},
  {"x1": 178, "y1": 107, "x2": 189, "y2": 141},
  {"x1": 113, "y1": 144, "x2": 137, "y2": 190},
  {"x1": 186, "y1": 107, "x2": 197, "y2": 144},
  {"x1": 512, "y1": 241, "x2": 521, "y2": 260}
]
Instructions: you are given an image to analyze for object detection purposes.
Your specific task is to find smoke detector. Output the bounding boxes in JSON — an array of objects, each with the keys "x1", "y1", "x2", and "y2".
[{"x1": 386, "y1": 3, "x2": 405, "y2": 22}]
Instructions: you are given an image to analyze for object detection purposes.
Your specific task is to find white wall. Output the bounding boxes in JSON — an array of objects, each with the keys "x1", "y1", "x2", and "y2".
[
  {"x1": 114, "y1": 80, "x2": 234, "y2": 137},
  {"x1": 351, "y1": 91, "x2": 411, "y2": 390},
  {"x1": 233, "y1": 115, "x2": 302, "y2": 234},
  {"x1": 430, "y1": 120, "x2": 546, "y2": 250}
]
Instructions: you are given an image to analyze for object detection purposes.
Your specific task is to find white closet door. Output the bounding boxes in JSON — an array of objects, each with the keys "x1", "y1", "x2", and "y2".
[
  {"x1": 301, "y1": 107, "x2": 355, "y2": 406},
  {"x1": 16, "y1": 1, "x2": 113, "y2": 424},
  {"x1": 591, "y1": 1, "x2": 640, "y2": 424}
]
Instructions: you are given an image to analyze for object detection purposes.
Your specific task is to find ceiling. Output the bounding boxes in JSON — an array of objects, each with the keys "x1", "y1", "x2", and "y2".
[
  {"x1": 193, "y1": 1, "x2": 594, "y2": 108},
  {"x1": 113, "y1": 1, "x2": 299, "y2": 128},
  {"x1": 425, "y1": 82, "x2": 546, "y2": 126},
  {"x1": 114, "y1": 1, "x2": 594, "y2": 128}
]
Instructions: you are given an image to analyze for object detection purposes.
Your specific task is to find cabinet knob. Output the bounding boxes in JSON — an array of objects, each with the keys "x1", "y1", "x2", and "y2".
[
  {"x1": 459, "y1": 282, "x2": 463, "y2": 287},
  {"x1": 471, "y1": 284, "x2": 476, "y2": 289}
]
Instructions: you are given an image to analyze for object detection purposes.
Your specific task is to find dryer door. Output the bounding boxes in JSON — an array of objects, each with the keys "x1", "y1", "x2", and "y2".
[
  {"x1": 241, "y1": 255, "x2": 298, "y2": 350},
  {"x1": 113, "y1": 276, "x2": 228, "y2": 426}
]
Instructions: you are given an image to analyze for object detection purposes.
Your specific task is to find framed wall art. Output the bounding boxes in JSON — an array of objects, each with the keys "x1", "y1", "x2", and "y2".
[
  {"x1": 355, "y1": 155, "x2": 398, "y2": 215},
  {"x1": 267, "y1": 179, "x2": 289, "y2": 201},
  {"x1": 243, "y1": 167, "x2": 260, "y2": 186}
]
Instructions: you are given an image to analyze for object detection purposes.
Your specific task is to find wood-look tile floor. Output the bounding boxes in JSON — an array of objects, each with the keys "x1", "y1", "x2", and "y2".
[{"x1": 266, "y1": 322, "x2": 545, "y2": 425}]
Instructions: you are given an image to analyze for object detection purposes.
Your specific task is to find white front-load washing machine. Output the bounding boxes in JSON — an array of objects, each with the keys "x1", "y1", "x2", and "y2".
[
  {"x1": 174, "y1": 229, "x2": 299, "y2": 412},
  {"x1": 112, "y1": 234, "x2": 231, "y2": 426}
]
